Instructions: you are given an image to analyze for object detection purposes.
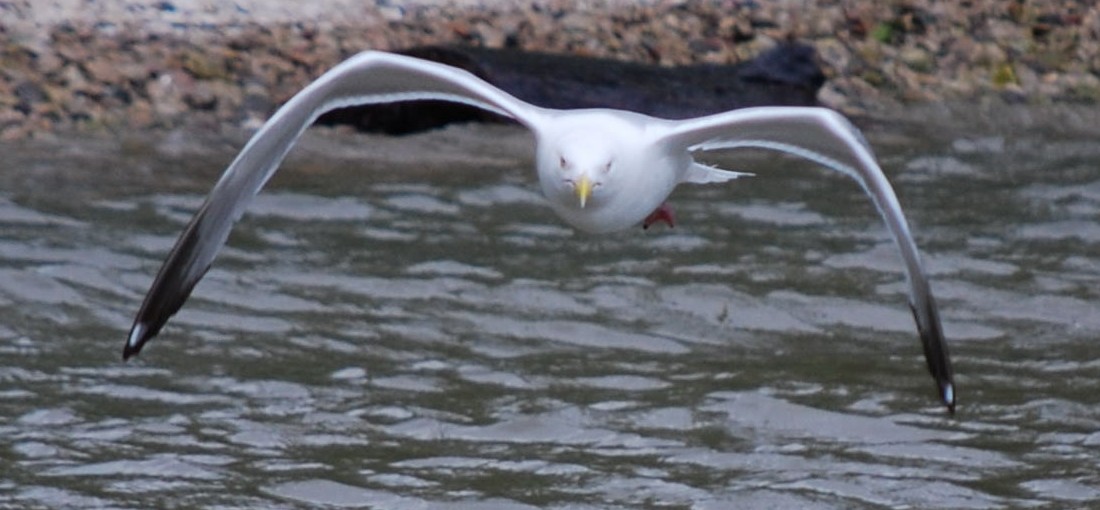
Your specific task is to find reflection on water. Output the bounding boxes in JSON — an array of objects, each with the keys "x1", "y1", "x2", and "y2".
[{"x1": 1, "y1": 116, "x2": 1099, "y2": 508}]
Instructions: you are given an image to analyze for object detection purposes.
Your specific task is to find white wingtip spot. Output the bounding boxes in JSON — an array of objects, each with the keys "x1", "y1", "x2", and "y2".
[
  {"x1": 128, "y1": 323, "x2": 147, "y2": 349},
  {"x1": 944, "y1": 383, "x2": 955, "y2": 406}
]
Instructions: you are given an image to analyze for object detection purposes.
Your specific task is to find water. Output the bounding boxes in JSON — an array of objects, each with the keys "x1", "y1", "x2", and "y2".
[{"x1": 1, "y1": 112, "x2": 1099, "y2": 508}]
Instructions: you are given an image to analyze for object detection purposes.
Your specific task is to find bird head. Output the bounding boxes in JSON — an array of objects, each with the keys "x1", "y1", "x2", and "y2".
[{"x1": 556, "y1": 145, "x2": 614, "y2": 209}]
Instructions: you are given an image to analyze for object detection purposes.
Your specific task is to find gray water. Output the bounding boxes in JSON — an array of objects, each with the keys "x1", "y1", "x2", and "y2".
[{"x1": 1, "y1": 113, "x2": 1098, "y2": 509}]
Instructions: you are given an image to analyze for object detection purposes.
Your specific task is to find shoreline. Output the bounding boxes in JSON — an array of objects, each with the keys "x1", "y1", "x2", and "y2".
[{"x1": 2, "y1": 0, "x2": 1099, "y2": 140}]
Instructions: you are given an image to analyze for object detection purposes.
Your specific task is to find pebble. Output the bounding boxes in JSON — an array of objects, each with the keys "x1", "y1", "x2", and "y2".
[{"x1": 0, "y1": 0, "x2": 1098, "y2": 140}]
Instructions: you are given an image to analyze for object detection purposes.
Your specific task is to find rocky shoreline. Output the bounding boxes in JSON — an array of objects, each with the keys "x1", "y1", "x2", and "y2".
[{"x1": 1, "y1": 0, "x2": 1099, "y2": 140}]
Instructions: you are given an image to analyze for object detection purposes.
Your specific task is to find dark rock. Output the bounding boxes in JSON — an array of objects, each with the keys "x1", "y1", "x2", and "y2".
[
  {"x1": 241, "y1": 89, "x2": 274, "y2": 116},
  {"x1": 736, "y1": 42, "x2": 826, "y2": 90},
  {"x1": 315, "y1": 43, "x2": 824, "y2": 135},
  {"x1": 14, "y1": 80, "x2": 48, "y2": 115},
  {"x1": 184, "y1": 82, "x2": 218, "y2": 110},
  {"x1": 316, "y1": 46, "x2": 507, "y2": 135}
]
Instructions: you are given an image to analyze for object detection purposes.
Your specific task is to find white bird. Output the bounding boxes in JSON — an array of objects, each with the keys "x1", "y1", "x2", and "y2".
[{"x1": 124, "y1": 51, "x2": 955, "y2": 413}]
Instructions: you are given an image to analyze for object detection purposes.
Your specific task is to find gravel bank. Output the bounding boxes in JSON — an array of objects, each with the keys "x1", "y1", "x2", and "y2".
[{"x1": 1, "y1": 0, "x2": 1098, "y2": 140}]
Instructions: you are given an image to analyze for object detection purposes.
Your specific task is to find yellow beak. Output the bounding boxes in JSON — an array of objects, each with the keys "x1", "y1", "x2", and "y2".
[{"x1": 575, "y1": 176, "x2": 592, "y2": 208}]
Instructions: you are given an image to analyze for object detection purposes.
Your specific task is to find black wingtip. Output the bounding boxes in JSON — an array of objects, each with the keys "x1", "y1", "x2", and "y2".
[
  {"x1": 122, "y1": 214, "x2": 213, "y2": 362},
  {"x1": 922, "y1": 334, "x2": 956, "y2": 416},
  {"x1": 909, "y1": 299, "x2": 956, "y2": 415}
]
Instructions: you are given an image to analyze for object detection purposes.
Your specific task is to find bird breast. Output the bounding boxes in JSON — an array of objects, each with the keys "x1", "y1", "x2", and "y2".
[{"x1": 542, "y1": 153, "x2": 683, "y2": 234}]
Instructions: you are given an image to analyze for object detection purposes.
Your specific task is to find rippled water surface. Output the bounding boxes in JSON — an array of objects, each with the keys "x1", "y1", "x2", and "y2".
[{"x1": 2, "y1": 113, "x2": 1099, "y2": 508}]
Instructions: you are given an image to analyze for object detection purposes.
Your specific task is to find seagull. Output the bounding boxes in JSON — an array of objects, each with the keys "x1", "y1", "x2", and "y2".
[{"x1": 123, "y1": 51, "x2": 955, "y2": 413}]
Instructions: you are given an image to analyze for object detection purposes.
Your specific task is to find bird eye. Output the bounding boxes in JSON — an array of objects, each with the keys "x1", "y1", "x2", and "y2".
[
  {"x1": 601, "y1": 161, "x2": 612, "y2": 174},
  {"x1": 559, "y1": 156, "x2": 567, "y2": 169}
]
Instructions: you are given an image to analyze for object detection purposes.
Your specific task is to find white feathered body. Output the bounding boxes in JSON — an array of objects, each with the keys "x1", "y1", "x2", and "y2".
[{"x1": 534, "y1": 109, "x2": 690, "y2": 233}]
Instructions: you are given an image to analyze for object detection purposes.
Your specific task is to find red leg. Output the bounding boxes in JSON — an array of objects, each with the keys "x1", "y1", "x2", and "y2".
[{"x1": 643, "y1": 203, "x2": 676, "y2": 230}]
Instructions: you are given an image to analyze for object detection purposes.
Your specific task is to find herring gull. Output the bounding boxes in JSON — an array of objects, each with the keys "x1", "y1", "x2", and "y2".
[{"x1": 123, "y1": 51, "x2": 955, "y2": 413}]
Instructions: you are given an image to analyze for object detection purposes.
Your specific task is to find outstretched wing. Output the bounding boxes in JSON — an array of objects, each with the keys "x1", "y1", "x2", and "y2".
[
  {"x1": 125, "y1": 51, "x2": 546, "y2": 359},
  {"x1": 655, "y1": 106, "x2": 955, "y2": 413}
]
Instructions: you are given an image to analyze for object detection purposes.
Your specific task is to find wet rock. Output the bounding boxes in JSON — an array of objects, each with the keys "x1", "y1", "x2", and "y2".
[
  {"x1": 13, "y1": 80, "x2": 47, "y2": 115},
  {"x1": 146, "y1": 71, "x2": 190, "y2": 118},
  {"x1": 900, "y1": 47, "x2": 933, "y2": 72},
  {"x1": 65, "y1": 92, "x2": 100, "y2": 123},
  {"x1": 815, "y1": 37, "x2": 851, "y2": 73},
  {"x1": 127, "y1": 98, "x2": 156, "y2": 128},
  {"x1": 83, "y1": 55, "x2": 124, "y2": 85},
  {"x1": 183, "y1": 82, "x2": 218, "y2": 110},
  {"x1": 53, "y1": 37, "x2": 90, "y2": 64},
  {"x1": 58, "y1": 64, "x2": 89, "y2": 91},
  {"x1": 33, "y1": 47, "x2": 64, "y2": 75},
  {"x1": 0, "y1": 108, "x2": 25, "y2": 129},
  {"x1": 240, "y1": 81, "x2": 274, "y2": 115},
  {"x1": 182, "y1": 49, "x2": 229, "y2": 80}
]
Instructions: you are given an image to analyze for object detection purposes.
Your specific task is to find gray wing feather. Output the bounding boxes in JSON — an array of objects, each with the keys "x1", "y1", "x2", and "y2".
[
  {"x1": 656, "y1": 106, "x2": 955, "y2": 413},
  {"x1": 125, "y1": 51, "x2": 543, "y2": 359}
]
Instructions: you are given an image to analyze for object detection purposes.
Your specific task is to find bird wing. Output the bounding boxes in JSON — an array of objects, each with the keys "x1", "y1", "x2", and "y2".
[
  {"x1": 654, "y1": 106, "x2": 955, "y2": 413},
  {"x1": 125, "y1": 51, "x2": 545, "y2": 359}
]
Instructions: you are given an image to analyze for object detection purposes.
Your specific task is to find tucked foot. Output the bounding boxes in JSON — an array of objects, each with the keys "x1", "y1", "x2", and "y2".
[{"x1": 643, "y1": 203, "x2": 676, "y2": 230}]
